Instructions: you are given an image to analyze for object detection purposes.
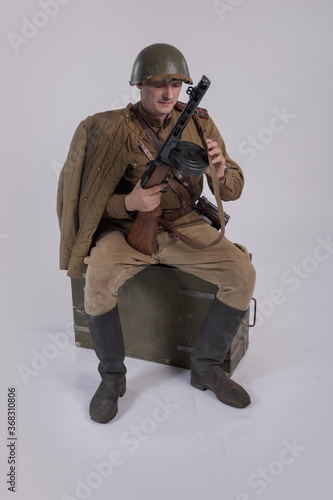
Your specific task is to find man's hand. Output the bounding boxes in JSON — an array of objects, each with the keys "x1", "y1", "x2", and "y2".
[
  {"x1": 125, "y1": 180, "x2": 167, "y2": 213},
  {"x1": 205, "y1": 138, "x2": 226, "y2": 180}
]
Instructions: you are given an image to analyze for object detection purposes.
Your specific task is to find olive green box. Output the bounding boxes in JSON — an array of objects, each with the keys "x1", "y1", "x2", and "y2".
[{"x1": 71, "y1": 265, "x2": 253, "y2": 376}]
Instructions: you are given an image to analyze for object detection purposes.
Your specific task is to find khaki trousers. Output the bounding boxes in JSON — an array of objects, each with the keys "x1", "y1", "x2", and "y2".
[{"x1": 84, "y1": 218, "x2": 256, "y2": 316}]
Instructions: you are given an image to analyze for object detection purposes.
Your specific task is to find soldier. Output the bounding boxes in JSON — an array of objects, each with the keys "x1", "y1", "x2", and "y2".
[{"x1": 57, "y1": 43, "x2": 256, "y2": 423}]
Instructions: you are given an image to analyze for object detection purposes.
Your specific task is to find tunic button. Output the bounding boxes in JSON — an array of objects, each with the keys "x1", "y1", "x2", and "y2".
[
  {"x1": 84, "y1": 197, "x2": 88, "y2": 202},
  {"x1": 133, "y1": 162, "x2": 137, "y2": 167}
]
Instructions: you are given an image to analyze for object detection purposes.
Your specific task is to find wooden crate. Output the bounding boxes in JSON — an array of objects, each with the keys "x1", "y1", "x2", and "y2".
[{"x1": 71, "y1": 265, "x2": 253, "y2": 376}]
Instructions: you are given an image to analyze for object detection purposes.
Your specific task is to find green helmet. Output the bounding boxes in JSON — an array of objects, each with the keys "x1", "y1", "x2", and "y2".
[{"x1": 129, "y1": 43, "x2": 193, "y2": 86}]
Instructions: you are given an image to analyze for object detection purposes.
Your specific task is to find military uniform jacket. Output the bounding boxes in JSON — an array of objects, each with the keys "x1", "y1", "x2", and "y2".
[{"x1": 56, "y1": 102, "x2": 244, "y2": 278}]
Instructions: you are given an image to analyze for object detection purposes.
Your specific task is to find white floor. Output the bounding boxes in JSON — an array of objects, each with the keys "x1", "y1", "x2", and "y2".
[{"x1": 1, "y1": 283, "x2": 332, "y2": 500}]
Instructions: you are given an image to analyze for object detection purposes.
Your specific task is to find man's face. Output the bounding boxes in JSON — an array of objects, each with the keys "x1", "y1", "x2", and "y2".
[{"x1": 137, "y1": 81, "x2": 182, "y2": 120}]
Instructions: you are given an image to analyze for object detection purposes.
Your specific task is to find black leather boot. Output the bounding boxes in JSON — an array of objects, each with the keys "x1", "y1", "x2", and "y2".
[
  {"x1": 85, "y1": 307, "x2": 127, "y2": 423},
  {"x1": 191, "y1": 298, "x2": 251, "y2": 408}
]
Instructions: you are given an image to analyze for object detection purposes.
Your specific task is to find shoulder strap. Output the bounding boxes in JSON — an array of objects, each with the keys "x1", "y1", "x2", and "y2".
[{"x1": 175, "y1": 101, "x2": 209, "y2": 120}]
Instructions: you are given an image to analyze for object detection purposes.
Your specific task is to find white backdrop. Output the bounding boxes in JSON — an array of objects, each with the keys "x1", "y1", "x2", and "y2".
[{"x1": 1, "y1": 1, "x2": 332, "y2": 499}]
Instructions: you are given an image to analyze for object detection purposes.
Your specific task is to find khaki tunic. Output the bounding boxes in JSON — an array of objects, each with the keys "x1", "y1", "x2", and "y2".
[{"x1": 57, "y1": 101, "x2": 244, "y2": 278}]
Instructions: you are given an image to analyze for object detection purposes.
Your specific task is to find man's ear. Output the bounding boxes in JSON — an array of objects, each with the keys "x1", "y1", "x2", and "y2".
[{"x1": 136, "y1": 84, "x2": 142, "y2": 90}]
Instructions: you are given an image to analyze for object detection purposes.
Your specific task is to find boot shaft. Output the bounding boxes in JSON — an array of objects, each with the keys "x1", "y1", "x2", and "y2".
[
  {"x1": 191, "y1": 298, "x2": 247, "y2": 374},
  {"x1": 85, "y1": 307, "x2": 126, "y2": 376}
]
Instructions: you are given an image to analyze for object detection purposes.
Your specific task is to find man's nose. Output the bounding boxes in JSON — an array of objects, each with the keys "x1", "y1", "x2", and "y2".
[{"x1": 162, "y1": 85, "x2": 173, "y2": 99}]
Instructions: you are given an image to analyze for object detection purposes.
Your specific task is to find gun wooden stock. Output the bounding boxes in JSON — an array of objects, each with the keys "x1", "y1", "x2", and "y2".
[
  {"x1": 127, "y1": 163, "x2": 170, "y2": 255},
  {"x1": 127, "y1": 208, "x2": 161, "y2": 255}
]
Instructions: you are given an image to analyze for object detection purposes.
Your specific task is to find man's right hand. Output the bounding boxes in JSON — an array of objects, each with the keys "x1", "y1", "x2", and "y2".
[{"x1": 125, "y1": 180, "x2": 167, "y2": 213}]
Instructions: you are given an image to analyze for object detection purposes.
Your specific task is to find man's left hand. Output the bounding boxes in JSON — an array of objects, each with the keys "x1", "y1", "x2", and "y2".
[{"x1": 205, "y1": 139, "x2": 226, "y2": 180}]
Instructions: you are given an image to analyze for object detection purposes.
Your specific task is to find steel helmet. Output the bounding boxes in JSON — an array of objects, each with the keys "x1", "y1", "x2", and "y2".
[{"x1": 129, "y1": 43, "x2": 192, "y2": 86}]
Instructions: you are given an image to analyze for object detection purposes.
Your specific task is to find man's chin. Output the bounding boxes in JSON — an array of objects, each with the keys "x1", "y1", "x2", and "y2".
[{"x1": 157, "y1": 103, "x2": 173, "y2": 114}]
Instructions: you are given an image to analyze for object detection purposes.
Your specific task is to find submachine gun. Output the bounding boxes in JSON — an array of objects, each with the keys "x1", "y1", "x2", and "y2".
[{"x1": 127, "y1": 75, "x2": 225, "y2": 256}]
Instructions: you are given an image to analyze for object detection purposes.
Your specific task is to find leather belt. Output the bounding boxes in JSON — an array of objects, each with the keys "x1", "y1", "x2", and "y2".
[{"x1": 160, "y1": 205, "x2": 194, "y2": 222}]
